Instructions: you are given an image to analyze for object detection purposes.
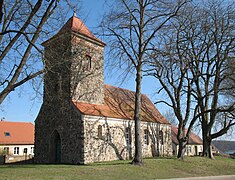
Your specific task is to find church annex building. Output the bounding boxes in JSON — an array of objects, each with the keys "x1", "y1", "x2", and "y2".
[{"x1": 35, "y1": 15, "x2": 172, "y2": 164}]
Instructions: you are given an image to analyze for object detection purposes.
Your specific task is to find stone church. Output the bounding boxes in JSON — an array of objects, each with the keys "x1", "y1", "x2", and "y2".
[{"x1": 34, "y1": 15, "x2": 172, "y2": 164}]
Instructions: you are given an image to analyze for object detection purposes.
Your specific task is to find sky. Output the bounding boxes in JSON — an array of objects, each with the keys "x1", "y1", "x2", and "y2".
[
  {"x1": 0, "y1": 0, "x2": 162, "y2": 123},
  {"x1": 0, "y1": 0, "x2": 233, "y2": 141}
]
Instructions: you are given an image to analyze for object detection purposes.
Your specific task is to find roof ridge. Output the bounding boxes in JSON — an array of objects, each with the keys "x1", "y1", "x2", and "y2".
[
  {"x1": 104, "y1": 84, "x2": 149, "y2": 97},
  {"x1": 74, "y1": 84, "x2": 170, "y2": 124},
  {"x1": 0, "y1": 121, "x2": 33, "y2": 124}
]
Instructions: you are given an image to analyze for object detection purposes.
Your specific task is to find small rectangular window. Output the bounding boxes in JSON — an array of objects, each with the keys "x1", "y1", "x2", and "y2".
[
  {"x1": 4, "y1": 132, "x2": 10, "y2": 137},
  {"x1": 14, "y1": 147, "x2": 19, "y2": 155},
  {"x1": 3, "y1": 147, "x2": 9, "y2": 155}
]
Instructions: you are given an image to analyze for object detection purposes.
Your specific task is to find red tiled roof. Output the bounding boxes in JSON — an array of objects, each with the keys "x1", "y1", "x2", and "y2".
[
  {"x1": 73, "y1": 84, "x2": 170, "y2": 124},
  {"x1": 171, "y1": 126, "x2": 203, "y2": 145},
  {"x1": 0, "y1": 121, "x2": 34, "y2": 145},
  {"x1": 42, "y1": 16, "x2": 105, "y2": 46}
]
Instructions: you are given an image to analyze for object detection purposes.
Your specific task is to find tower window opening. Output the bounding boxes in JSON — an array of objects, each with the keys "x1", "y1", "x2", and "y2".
[{"x1": 85, "y1": 55, "x2": 92, "y2": 70}]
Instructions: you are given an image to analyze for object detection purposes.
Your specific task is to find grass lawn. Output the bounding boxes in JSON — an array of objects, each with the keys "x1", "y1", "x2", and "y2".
[{"x1": 0, "y1": 156, "x2": 234, "y2": 180}]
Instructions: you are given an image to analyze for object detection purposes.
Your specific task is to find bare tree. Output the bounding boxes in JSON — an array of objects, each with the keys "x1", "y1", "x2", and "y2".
[
  {"x1": 148, "y1": 15, "x2": 199, "y2": 159},
  {"x1": 222, "y1": 58, "x2": 235, "y2": 99},
  {"x1": 163, "y1": 109, "x2": 177, "y2": 125},
  {"x1": 186, "y1": 1, "x2": 235, "y2": 159},
  {"x1": 149, "y1": 0, "x2": 235, "y2": 159},
  {"x1": 101, "y1": 0, "x2": 187, "y2": 165},
  {"x1": 0, "y1": 0, "x2": 80, "y2": 105}
]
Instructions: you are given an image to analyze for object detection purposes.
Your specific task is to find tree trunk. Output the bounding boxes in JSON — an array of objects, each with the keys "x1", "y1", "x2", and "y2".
[
  {"x1": 0, "y1": 0, "x2": 3, "y2": 24},
  {"x1": 202, "y1": 127, "x2": 215, "y2": 159},
  {"x1": 132, "y1": 65, "x2": 143, "y2": 166},
  {"x1": 202, "y1": 129, "x2": 208, "y2": 157},
  {"x1": 177, "y1": 139, "x2": 187, "y2": 160},
  {"x1": 203, "y1": 136, "x2": 215, "y2": 159},
  {"x1": 132, "y1": 0, "x2": 144, "y2": 166},
  {"x1": 202, "y1": 121, "x2": 209, "y2": 157}
]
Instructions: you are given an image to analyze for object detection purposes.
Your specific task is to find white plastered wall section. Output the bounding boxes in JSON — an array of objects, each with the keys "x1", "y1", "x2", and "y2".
[
  {"x1": 83, "y1": 115, "x2": 172, "y2": 164},
  {"x1": 0, "y1": 144, "x2": 34, "y2": 156}
]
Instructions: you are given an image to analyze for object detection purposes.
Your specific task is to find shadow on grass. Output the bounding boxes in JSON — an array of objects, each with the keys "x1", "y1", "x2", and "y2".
[
  {"x1": 88, "y1": 157, "x2": 178, "y2": 166},
  {"x1": 88, "y1": 159, "x2": 132, "y2": 166},
  {"x1": 1, "y1": 157, "x2": 180, "y2": 168}
]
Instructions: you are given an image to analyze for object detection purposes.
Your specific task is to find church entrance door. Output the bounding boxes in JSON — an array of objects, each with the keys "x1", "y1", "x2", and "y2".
[{"x1": 50, "y1": 130, "x2": 61, "y2": 163}]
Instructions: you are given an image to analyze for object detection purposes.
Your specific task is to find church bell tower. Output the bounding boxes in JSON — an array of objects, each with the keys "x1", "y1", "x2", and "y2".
[
  {"x1": 43, "y1": 15, "x2": 106, "y2": 104},
  {"x1": 34, "y1": 15, "x2": 106, "y2": 164}
]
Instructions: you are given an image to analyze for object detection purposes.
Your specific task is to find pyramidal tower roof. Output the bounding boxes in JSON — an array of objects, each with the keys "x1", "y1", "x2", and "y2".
[{"x1": 43, "y1": 15, "x2": 105, "y2": 46}]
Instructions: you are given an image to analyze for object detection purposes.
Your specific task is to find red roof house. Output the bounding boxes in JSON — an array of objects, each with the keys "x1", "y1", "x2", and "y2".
[
  {"x1": 171, "y1": 126, "x2": 203, "y2": 156},
  {"x1": 171, "y1": 126, "x2": 203, "y2": 145},
  {"x1": 0, "y1": 121, "x2": 34, "y2": 145},
  {"x1": 0, "y1": 121, "x2": 34, "y2": 163}
]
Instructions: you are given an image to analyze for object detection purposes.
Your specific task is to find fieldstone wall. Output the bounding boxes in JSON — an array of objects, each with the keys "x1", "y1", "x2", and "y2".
[
  {"x1": 35, "y1": 101, "x2": 84, "y2": 164},
  {"x1": 71, "y1": 35, "x2": 105, "y2": 105},
  {"x1": 35, "y1": 33, "x2": 86, "y2": 164},
  {"x1": 35, "y1": 26, "x2": 105, "y2": 164},
  {"x1": 83, "y1": 115, "x2": 172, "y2": 164}
]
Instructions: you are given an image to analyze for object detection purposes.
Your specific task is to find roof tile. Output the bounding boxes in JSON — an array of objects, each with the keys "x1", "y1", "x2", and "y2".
[
  {"x1": 43, "y1": 16, "x2": 105, "y2": 46},
  {"x1": 74, "y1": 84, "x2": 170, "y2": 124},
  {"x1": 171, "y1": 126, "x2": 203, "y2": 145},
  {"x1": 0, "y1": 121, "x2": 34, "y2": 145}
]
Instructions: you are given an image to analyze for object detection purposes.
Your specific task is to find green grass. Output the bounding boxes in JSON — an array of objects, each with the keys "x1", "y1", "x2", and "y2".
[{"x1": 0, "y1": 156, "x2": 234, "y2": 179}]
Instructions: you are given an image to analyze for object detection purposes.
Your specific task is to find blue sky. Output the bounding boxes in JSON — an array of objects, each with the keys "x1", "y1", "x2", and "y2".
[
  {"x1": 0, "y1": 0, "x2": 162, "y2": 123},
  {"x1": 0, "y1": 0, "x2": 234, "y2": 141}
]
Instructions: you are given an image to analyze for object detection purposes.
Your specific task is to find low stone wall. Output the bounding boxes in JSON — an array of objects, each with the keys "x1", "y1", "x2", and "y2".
[
  {"x1": 5, "y1": 155, "x2": 33, "y2": 164},
  {"x1": 0, "y1": 155, "x2": 5, "y2": 165}
]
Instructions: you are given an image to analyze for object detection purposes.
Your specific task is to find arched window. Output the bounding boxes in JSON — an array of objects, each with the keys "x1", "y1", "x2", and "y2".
[
  {"x1": 125, "y1": 127, "x2": 131, "y2": 146},
  {"x1": 85, "y1": 55, "x2": 92, "y2": 70},
  {"x1": 98, "y1": 125, "x2": 102, "y2": 138},
  {"x1": 144, "y1": 129, "x2": 149, "y2": 145},
  {"x1": 159, "y1": 130, "x2": 164, "y2": 145}
]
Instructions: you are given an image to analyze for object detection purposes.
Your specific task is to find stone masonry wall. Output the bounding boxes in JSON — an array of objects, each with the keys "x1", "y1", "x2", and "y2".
[
  {"x1": 83, "y1": 115, "x2": 172, "y2": 164},
  {"x1": 35, "y1": 34, "x2": 85, "y2": 164},
  {"x1": 35, "y1": 101, "x2": 84, "y2": 164},
  {"x1": 71, "y1": 35, "x2": 104, "y2": 105}
]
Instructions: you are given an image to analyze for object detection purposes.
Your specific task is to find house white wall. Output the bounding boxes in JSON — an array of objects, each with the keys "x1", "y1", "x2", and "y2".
[
  {"x1": 0, "y1": 145, "x2": 34, "y2": 156},
  {"x1": 172, "y1": 143, "x2": 203, "y2": 156}
]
